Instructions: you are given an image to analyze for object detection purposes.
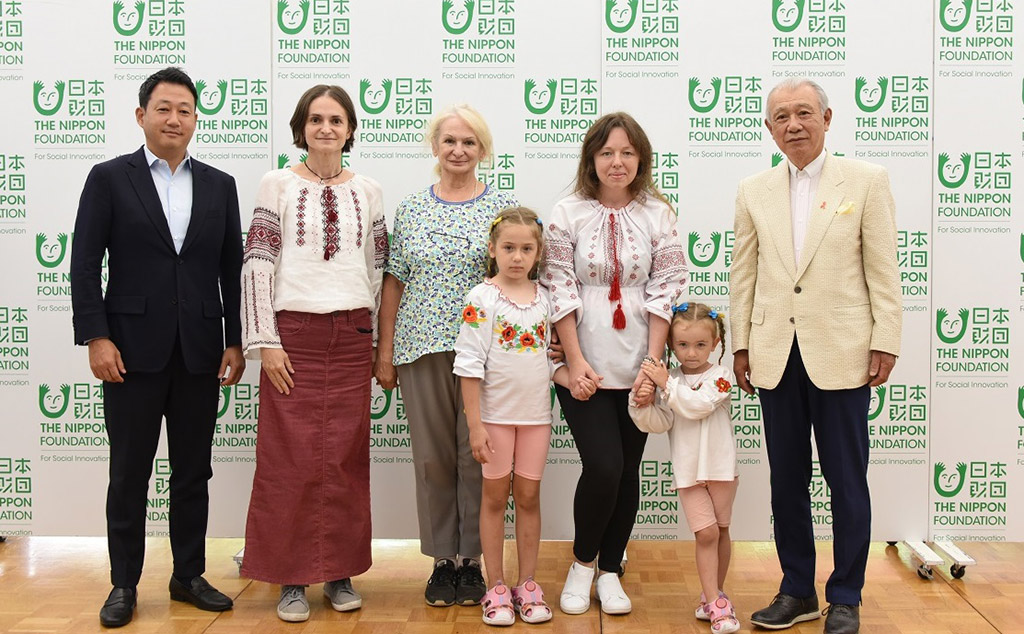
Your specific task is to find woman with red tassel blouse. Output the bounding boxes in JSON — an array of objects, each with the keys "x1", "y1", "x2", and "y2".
[{"x1": 541, "y1": 112, "x2": 688, "y2": 617}]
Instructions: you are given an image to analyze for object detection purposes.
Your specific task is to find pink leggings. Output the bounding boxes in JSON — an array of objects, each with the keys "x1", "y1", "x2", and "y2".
[
  {"x1": 480, "y1": 424, "x2": 551, "y2": 480},
  {"x1": 678, "y1": 478, "x2": 739, "y2": 533}
]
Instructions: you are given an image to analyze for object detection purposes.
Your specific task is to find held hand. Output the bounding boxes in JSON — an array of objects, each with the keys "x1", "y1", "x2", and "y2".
[
  {"x1": 260, "y1": 347, "x2": 295, "y2": 395},
  {"x1": 219, "y1": 346, "x2": 245, "y2": 386},
  {"x1": 569, "y1": 359, "x2": 602, "y2": 401},
  {"x1": 869, "y1": 350, "x2": 897, "y2": 387},
  {"x1": 733, "y1": 349, "x2": 755, "y2": 395},
  {"x1": 88, "y1": 338, "x2": 126, "y2": 383},
  {"x1": 640, "y1": 358, "x2": 668, "y2": 389},
  {"x1": 469, "y1": 423, "x2": 493, "y2": 465},
  {"x1": 373, "y1": 353, "x2": 398, "y2": 390},
  {"x1": 632, "y1": 375, "x2": 656, "y2": 407},
  {"x1": 547, "y1": 329, "x2": 565, "y2": 364}
]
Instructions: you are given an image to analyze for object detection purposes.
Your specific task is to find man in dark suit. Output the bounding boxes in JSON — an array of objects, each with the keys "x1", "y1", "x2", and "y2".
[{"x1": 71, "y1": 67, "x2": 245, "y2": 628}]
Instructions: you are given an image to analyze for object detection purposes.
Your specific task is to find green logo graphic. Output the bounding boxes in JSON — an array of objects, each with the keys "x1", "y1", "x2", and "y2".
[
  {"x1": 937, "y1": 152, "x2": 970, "y2": 189},
  {"x1": 441, "y1": 0, "x2": 475, "y2": 34},
  {"x1": 39, "y1": 383, "x2": 70, "y2": 419},
  {"x1": 35, "y1": 233, "x2": 68, "y2": 269},
  {"x1": 1017, "y1": 386, "x2": 1023, "y2": 420},
  {"x1": 195, "y1": 79, "x2": 227, "y2": 116},
  {"x1": 359, "y1": 79, "x2": 392, "y2": 115},
  {"x1": 112, "y1": 0, "x2": 145, "y2": 36},
  {"x1": 1019, "y1": 233, "x2": 1023, "y2": 264},
  {"x1": 935, "y1": 308, "x2": 969, "y2": 345},
  {"x1": 939, "y1": 0, "x2": 972, "y2": 32},
  {"x1": 687, "y1": 77, "x2": 721, "y2": 114},
  {"x1": 772, "y1": 0, "x2": 805, "y2": 32},
  {"x1": 277, "y1": 0, "x2": 310, "y2": 35},
  {"x1": 867, "y1": 386, "x2": 886, "y2": 421},
  {"x1": 854, "y1": 76, "x2": 888, "y2": 113},
  {"x1": 934, "y1": 461, "x2": 967, "y2": 498},
  {"x1": 605, "y1": 0, "x2": 638, "y2": 33},
  {"x1": 216, "y1": 386, "x2": 231, "y2": 418},
  {"x1": 32, "y1": 81, "x2": 66, "y2": 117},
  {"x1": 771, "y1": 152, "x2": 784, "y2": 167},
  {"x1": 277, "y1": 153, "x2": 308, "y2": 169},
  {"x1": 524, "y1": 79, "x2": 557, "y2": 115},
  {"x1": 371, "y1": 389, "x2": 392, "y2": 420},
  {"x1": 687, "y1": 231, "x2": 721, "y2": 268}
]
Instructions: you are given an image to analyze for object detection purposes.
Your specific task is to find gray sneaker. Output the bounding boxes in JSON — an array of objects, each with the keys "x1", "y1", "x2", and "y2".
[
  {"x1": 277, "y1": 585, "x2": 309, "y2": 622},
  {"x1": 324, "y1": 578, "x2": 362, "y2": 612}
]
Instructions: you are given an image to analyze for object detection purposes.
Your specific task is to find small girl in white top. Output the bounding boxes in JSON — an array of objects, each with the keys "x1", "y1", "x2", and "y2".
[
  {"x1": 629, "y1": 302, "x2": 740, "y2": 634},
  {"x1": 453, "y1": 207, "x2": 578, "y2": 626}
]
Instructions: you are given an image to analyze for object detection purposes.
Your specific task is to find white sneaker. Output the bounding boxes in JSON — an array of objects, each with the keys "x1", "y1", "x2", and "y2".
[
  {"x1": 324, "y1": 578, "x2": 362, "y2": 612},
  {"x1": 596, "y1": 572, "x2": 632, "y2": 615},
  {"x1": 559, "y1": 562, "x2": 595, "y2": 615},
  {"x1": 277, "y1": 585, "x2": 309, "y2": 622}
]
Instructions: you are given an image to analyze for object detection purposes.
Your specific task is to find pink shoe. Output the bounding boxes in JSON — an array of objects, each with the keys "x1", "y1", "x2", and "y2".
[
  {"x1": 481, "y1": 583, "x2": 515, "y2": 626},
  {"x1": 512, "y1": 578, "x2": 552, "y2": 624},
  {"x1": 696, "y1": 592, "x2": 710, "y2": 620},
  {"x1": 708, "y1": 596, "x2": 740, "y2": 634}
]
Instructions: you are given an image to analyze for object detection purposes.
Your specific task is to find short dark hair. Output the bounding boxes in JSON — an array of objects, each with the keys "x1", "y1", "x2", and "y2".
[
  {"x1": 138, "y1": 67, "x2": 198, "y2": 109},
  {"x1": 290, "y1": 85, "x2": 358, "y2": 153}
]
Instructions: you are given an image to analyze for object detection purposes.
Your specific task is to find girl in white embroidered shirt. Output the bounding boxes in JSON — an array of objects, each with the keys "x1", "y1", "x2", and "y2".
[
  {"x1": 629, "y1": 302, "x2": 740, "y2": 634},
  {"x1": 453, "y1": 207, "x2": 578, "y2": 626}
]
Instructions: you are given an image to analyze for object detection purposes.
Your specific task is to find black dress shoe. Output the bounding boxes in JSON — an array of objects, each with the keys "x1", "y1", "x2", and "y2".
[
  {"x1": 99, "y1": 587, "x2": 136, "y2": 628},
  {"x1": 168, "y1": 575, "x2": 233, "y2": 611},
  {"x1": 750, "y1": 592, "x2": 820, "y2": 629},
  {"x1": 824, "y1": 603, "x2": 860, "y2": 634}
]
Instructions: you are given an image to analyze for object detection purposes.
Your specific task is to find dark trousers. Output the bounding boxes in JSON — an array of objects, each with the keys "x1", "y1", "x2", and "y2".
[
  {"x1": 556, "y1": 387, "x2": 648, "y2": 572},
  {"x1": 103, "y1": 339, "x2": 220, "y2": 588},
  {"x1": 758, "y1": 338, "x2": 870, "y2": 605}
]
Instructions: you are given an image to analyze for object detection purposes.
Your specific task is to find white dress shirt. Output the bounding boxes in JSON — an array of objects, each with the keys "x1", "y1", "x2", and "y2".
[
  {"x1": 143, "y1": 145, "x2": 192, "y2": 254},
  {"x1": 788, "y1": 149, "x2": 826, "y2": 267}
]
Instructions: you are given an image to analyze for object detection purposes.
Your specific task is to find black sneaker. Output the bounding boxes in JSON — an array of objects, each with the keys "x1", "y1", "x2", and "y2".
[
  {"x1": 455, "y1": 559, "x2": 486, "y2": 605},
  {"x1": 824, "y1": 603, "x2": 859, "y2": 634},
  {"x1": 424, "y1": 559, "x2": 457, "y2": 607},
  {"x1": 750, "y1": 592, "x2": 820, "y2": 629}
]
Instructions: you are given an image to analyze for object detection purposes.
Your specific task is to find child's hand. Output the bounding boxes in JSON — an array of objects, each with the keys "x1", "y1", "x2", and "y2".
[
  {"x1": 641, "y1": 358, "x2": 669, "y2": 388},
  {"x1": 469, "y1": 424, "x2": 493, "y2": 465},
  {"x1": 631, "y1": 380, "x2": 655, "y2": 407},
  {"x1": 571, "y1": 373, "x2": 598, "y2": 401}
]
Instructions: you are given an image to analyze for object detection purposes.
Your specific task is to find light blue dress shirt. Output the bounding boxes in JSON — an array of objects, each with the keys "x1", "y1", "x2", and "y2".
[{"x1": 143, "y1": 145, "x2": 193, "y2": 254}]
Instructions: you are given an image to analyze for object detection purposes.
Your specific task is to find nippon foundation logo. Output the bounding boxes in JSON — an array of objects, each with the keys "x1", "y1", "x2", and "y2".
[
  {"x1": 603, "y1": 0, "x2": 681, "y2": 71},
  {"x1": 370, "y1": 386, "x2": 411, "y2": 452},
  {"x1": 651, "y1": 149, "x2": 680, "y2": 210},
  {"x1": 0, "y1": 457, "x2": 32, "y2": 525},
  {"x1": 934, "y1": 306, "x2": 1011, "y2": 380},
  {"x1": 897, "y1": 229, "x2": 929, "y2": 301},
  {"x1": 732, "y1": 389, "x2": 763, "y2": 458},
  {"x1": 770, "y1": 0, "x2": 847, "y2": 71},
  {"x1": 0, "y1": 306, "x2": 29, "y2": 373},
  {"x1": 808, "y1": 461, "x2": 833, "y2": 536},
  {"x1": 522, "y1": 77, "x2": 599, "y2": 147},
  {"x1": 478, "y1": 153, "x2": 517, "y2": 192},
  {"x1": 440, "y1": 0, "x2": 516, "y2": 67},
  {"x1": 0, "y1": 0, "x2": 23, "y2": 69},
  {"x1": 935, "y1": 151, "x2": 1012, "y2": 226},
  {"x1": 212, "y1": 383, "x2": 259, "y2": 452},
  {"x1": 867, "y1": 384, "x2": 928, "y2": 451},
  {"x1": 852, "y1": 75, "x2": 931, "y2": 153},
  {"x1": 147, "y1": 458, "x2": 171, "y2": 525},
  {"x1": 686, "y1": 75, "x2": 764, "y2": 149},
  {"x1": 275, "y1": 0, "x2": 352, "y2": 67},
  {"x1": 0, "y1": 153, "x2": 27, "y2": 222},
  {"x1": 686, "y1": 230, "x2": 733, "y2": 300},
  {"x1": 37, "y1": 381, "x2": 109, "y2": 450},
  {"x1": 112, "y1": 0, "x2": 186, "y2": 67},
  {"x1": 32, "y1": 79, "x2": 107, "y2": 147},
  {"x1": 193, "y1": 77, "x2": 270, "y2": 148},
  {"x1": 636, "y1": 459, "x2": 679, "y2": 529},
  {"x1": 357, "y1": 77, "x2": 434, "y2": 147},
  {"x1": 937, "y1": 0, "x2": 1014, "y2": 70},
  {"x1": 932, "y1": 458, "x2": 1008, "y2": 533}
]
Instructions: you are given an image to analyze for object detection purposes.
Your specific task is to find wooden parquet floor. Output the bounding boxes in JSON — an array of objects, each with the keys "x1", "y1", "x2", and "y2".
[{"x1": 0, "y1": 537, "x2": 1020, "y2": 633}]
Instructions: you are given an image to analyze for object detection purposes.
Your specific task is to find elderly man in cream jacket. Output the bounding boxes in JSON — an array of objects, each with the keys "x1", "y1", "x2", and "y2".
[{"x1": 729, "y1": 78, "x2": 901, "y2": 634}]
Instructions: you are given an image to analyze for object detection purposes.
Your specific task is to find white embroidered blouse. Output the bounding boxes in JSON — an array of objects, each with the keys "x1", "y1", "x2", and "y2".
[
  {"x1": 241, "y1": 169, "x2": 388, "y2": 358},
  {"x1": 541, "y1": 193, "x2": 688, "y2": 388}
]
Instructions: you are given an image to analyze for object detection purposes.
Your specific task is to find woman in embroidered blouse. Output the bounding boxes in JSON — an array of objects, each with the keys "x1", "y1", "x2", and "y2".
[
  {"x1": 374, "y1": 104, "x2": 517, "y2": 608},
  {"x1": 542, "y1": 112, "x2": 688, "y2": 616},
  {"x1": 239, "y1": 85, "x2": 388, "y2": 623}
]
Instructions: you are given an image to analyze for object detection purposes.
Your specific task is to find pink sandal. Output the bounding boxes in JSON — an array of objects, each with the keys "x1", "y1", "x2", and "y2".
[
  {"x1": 707, "y1": 596, "x2": 740, "y2": 634},
  {"x1": 512, "y1": 578, "x2": 552, "y2": 624},
  {"x1": 481, "y1": 583, "x2": 515, "y2": 626}
]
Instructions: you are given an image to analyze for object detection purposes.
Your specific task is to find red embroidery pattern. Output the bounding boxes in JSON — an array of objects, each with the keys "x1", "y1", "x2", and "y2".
[
  {"x1": 322, "y1": 186, "x2": 340, "y2": 260},
  {"x1": 350, "y1": 189, "x2": 364, "y2": 248},
  {"x1": 372, "y1": 217, "x2": 389, "y2": 270},
  {"x1": 244, "y1": 207, "x2": 282, "y2": 263},
  {"x1": 295, "y1": 188, "x2": 308, "y2": 246},
  {"x1": 715, "y1": 377, "x2": 732, "y2": 393}
]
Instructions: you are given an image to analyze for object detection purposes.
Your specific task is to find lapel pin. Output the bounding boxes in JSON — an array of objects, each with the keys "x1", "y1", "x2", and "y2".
[{"x1": 819, "y1": 201, "x2": 826, "y2": 210}]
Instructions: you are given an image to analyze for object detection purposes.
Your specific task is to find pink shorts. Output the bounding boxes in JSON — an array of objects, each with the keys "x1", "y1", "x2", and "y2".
[
  {"x1": 480, "y1": 423, "x2": 551, "y2": 481},
  {"x1": 678, "y1": 478, "x2": 739, "y2": 533}
]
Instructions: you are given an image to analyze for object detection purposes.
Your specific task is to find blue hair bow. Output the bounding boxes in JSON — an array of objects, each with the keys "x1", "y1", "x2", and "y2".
[
  {"x1": 672, "y1": 302, "x2": 689, "y2": 314},
  {"x1": 709, "y1": 309, "x2": 718, "y2": 319}
]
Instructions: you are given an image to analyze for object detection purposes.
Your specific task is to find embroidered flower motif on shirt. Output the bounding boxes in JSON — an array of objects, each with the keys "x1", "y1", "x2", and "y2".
[
  {"x1": 715, "y1": 377, "x2": 732, "y2": 393},
  {"x1": 462, "y1": 304, "x2": 486, "y2": 327}
]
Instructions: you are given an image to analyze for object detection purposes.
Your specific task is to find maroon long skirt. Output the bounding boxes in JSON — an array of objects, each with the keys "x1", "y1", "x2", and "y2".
[{"x1": 241, "y1": 309, "x2": 373, "y2": 584}]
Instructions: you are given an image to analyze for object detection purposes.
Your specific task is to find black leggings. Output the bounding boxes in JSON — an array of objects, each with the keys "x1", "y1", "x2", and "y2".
[{"x1": 556, "y1": 386, "x2": 648, "y2": 572}]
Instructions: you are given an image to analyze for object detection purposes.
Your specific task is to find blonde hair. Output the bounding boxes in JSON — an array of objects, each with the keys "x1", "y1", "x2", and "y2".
[
  {"x1": 486, "y1": 206, "x2": 544, "y2": 279},
  {"x1": 669, "y1": 302, "x2": 727, "y2": 364},
  {"x1": 426, "y1": 104, "x2": 493, "y2": 177}
]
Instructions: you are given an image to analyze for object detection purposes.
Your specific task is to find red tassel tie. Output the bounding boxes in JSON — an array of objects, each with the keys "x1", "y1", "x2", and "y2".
[{"x1": 608, "y1": 212, "x2": 626, "y2": 330}]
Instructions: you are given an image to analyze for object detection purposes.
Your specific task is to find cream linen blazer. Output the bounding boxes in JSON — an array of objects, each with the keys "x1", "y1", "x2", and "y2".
[{"x1": 729, "y1": 154, "x2": 902, "y2": 390}]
